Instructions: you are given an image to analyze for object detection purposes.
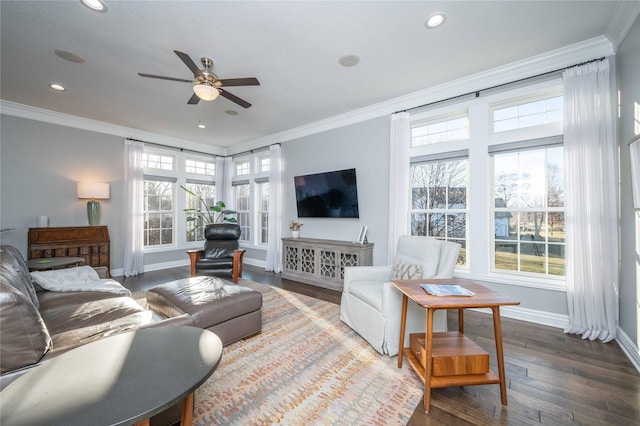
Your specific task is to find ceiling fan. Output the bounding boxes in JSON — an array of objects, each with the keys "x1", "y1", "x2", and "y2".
[{"x1": 138, "y1": 50, "x2": 260, "y2": 108}]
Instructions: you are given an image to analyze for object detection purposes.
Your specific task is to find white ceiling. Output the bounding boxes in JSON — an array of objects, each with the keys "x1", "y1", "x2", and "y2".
[{"x1": 1, "y1": 1, "x2": 638, "y2": 153}]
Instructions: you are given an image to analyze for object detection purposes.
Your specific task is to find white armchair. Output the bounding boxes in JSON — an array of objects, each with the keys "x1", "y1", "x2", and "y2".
[{"x1": 340, "y1": 236, "x2": 461, "y2": 356}]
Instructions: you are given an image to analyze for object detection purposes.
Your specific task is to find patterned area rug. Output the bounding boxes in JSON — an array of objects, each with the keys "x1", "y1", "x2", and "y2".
[{"x1": 188, "y1": 279, "x2": 422, "y2": 426}]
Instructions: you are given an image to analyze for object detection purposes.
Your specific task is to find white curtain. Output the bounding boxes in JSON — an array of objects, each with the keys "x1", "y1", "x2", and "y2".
[
  {"x1": 123, "y1": 139, "x2": 144, "y2": 277},
  {"x1": 265, "y1": 145, "x2": 283, "y2": 272},
  {"x1": 215, "y1": 156, "x2": 226, "y2": 204},
  {"x1": 387, "y1": 112, "x2": 411, "y2": 263},
  {"x1": 563, "y1": 59, "x2": 619, "y2": 342}
]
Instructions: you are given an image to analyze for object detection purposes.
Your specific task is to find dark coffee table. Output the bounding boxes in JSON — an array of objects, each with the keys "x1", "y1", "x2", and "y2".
[{"x1": 0, "y1": 326, "x2": 223, "y2": 426}]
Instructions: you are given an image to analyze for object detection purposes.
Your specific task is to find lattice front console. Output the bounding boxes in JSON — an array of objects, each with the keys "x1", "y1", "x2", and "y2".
[{"x1": 282, "y1": 237, "x2": 373, "y2": 291}]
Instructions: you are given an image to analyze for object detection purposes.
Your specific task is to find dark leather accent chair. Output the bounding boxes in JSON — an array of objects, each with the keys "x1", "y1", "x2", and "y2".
[{"x1": 187, "y1": 224, "x2": 245, "y2": 283}]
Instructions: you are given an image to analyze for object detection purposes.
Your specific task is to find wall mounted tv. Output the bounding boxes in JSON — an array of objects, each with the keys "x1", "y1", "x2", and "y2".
[{"x1": 294, "y1": 168, "x2": 360, "y2": 218}]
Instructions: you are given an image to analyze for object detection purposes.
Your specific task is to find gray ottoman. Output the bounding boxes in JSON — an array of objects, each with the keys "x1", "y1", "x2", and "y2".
[{"x1": 146, "y1": 276, "x2": 262, "y2": 345}]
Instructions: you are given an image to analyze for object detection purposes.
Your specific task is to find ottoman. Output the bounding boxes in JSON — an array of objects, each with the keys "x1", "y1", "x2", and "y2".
[{"x1": 146, "y1": 276, "x2": 262, "y2": 345}]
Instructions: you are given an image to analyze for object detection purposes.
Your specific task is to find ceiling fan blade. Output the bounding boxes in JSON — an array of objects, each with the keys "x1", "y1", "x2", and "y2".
[
  {"x1": 174, "y1": 50, "x2": 204, "y2": 79},
  {"x1": 138, "y1": 73, "x2": 193, "y2": 83},
  {"x1": 217, "y1": 78, "x2": 260, "y2": 87},
  {"x1": 187, "y1": 93, "x2": 200, "y2": 105},
  {"x1": 219, "y1": 89, "x2": 252, "y2": 108}
]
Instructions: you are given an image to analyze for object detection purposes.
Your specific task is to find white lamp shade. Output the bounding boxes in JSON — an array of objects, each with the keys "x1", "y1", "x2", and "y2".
[
  {"x1": 193, "y1": 84, "x2": 220, "y2": 101},
  {"x1": 77, "y1": 182, "x2": 110, "y2": 199}
]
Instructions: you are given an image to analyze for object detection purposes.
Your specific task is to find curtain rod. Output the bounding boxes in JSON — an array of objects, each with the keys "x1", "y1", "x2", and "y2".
[
  {"x1": 229, "y1": 143, "x2": 280, "y2": 158},
  {"x1": 127, "y1": 139, "x2": 280, "y2": 158},
  {"x1": 127, "y1": 138, "x2": 218, "y2": 157},
  {"x1": 395, "y1": 57, "x2": 607, "y2": 114}
]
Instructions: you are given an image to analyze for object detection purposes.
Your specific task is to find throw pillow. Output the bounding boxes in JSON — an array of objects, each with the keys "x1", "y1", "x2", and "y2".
[
  {"x1": 30, "y1": 265, "x2": 99, "y2": 289},
  {"x1": 391, "y1": 258, "x2": 423, "y2": 280}
]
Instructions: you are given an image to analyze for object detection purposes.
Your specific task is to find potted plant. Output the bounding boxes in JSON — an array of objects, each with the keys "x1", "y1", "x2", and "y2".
[
  {"x1": 181, "y1": 185, "x2": 238, "y2": 238},
  {"x1": 289, "y1": 220, "x2": 303, "y2": 238}
]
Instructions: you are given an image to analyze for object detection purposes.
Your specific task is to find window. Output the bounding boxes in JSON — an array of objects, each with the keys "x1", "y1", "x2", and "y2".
[
  {"x1": 230, "y1": 153, "x2": 270, "y2": 247},
  {"x1": 493, "y1": 95, "x2": 563, "y2": 133},
  {"x1": 411, "y1": 113, "x2": 469, "y2": 147},
  {"x1": 409, "y1": 81, "x2": 565, "y2": 288},
  {"x1": 257, "y1": 182, "x2": 269, "y2": 245},
  {"x1": 185, "y1": 182, "x2": 215, "y2": 242},
  {"x1": 236, "y1": 161, "x2": 250, "y2": 176},
  {"x1": 410, "y1": 157, "x2": 468, "y2": 265},
  {"x1": 492, "y1": 145, "x2": 565, "y2": 276},
  {"x1": 143, "y1": 153, "x2": 174, "y2": 171},
  {"x1": 185, "y1": 158, "x2": 215, "y2": 175},
  {"x1": 234, "y1": 183, "x2": 250, "y2": 242},
  {"x1": 142, "y1": 147, "x2": 216, "y2": 249},
  {"x1": 144, "y1": 179, "x2": 174, "y2": 247}
]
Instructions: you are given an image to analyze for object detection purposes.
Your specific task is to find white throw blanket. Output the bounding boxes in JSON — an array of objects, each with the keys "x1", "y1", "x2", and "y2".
[{"x1": 30, "y1": 265, "x2": 131, "y2": 296}]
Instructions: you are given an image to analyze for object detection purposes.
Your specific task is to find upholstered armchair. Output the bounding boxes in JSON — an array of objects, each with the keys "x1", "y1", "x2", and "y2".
[
  {"x1": 187, "y1": 224, "x2": 245, "y2": 284},
  {"x1": 340, "y1": 235, "x2": 461, "y2": 356}
]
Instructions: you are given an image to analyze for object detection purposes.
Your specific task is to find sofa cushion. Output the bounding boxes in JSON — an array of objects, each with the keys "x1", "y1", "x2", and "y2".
[
  {"x1": 0, "y1": 279, "x2": 52, "y2": 374},
  {"x1": 349, "y1": 280, "x2": 384, "y2": 311},
  {"x1": 0, "y1": 246, "x2": 39, "y2": 308}
]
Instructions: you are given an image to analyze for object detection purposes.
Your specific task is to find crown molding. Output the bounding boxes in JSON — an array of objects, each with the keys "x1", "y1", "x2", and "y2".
[
  {"x1": 606, "y1": 1, "x2": 640, "y2": 51},
  {"x1": 0, "y1": 100, "x2": 225, "y2": 156},
  {"x1": 228, "y1": 35, "x2": 614, "y2": 155}
]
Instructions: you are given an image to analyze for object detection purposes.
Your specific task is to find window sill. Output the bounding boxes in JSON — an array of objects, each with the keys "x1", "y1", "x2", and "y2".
[{"x1": 455, "y1": 269, "x2": 566, "y2": 292}]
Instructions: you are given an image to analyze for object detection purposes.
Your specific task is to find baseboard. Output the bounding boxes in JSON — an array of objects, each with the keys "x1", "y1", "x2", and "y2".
[
  {"x1": 469, "y1": 306, "x2": 568, "y2": 329},
  {"x1": 111, "y1": 257, "x2": 267, "y2": 278},
  {"x1": 615, "y1": 327, "x2": 640, "y2": 374}
]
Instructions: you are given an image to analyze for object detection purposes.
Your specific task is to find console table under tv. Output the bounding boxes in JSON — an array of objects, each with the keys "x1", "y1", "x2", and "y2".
[{"x1": 282, "y1": 237, "x2": 373, "y2": 291}]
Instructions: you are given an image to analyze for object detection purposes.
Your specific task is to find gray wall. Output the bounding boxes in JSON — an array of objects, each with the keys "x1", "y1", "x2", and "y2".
[
  {"x1": 281, "y1": 117, "x2": 390, "y2": 266},
  {"x1": 617, "y1": 15, "x2": 640, "y2": 348},
  {"x1": 0, "y1": 115, "x2": 125, "y2": 268}
]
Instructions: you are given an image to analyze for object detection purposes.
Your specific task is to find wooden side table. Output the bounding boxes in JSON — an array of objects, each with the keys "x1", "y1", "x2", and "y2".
[{"x1": 392, "y1": 277, "x2": 520, "y2": 413}]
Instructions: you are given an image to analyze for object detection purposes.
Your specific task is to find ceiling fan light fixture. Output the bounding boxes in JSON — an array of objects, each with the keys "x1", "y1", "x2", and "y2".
[{"x1": 193, "y1": 83, "x2": 220, "y2": 101}]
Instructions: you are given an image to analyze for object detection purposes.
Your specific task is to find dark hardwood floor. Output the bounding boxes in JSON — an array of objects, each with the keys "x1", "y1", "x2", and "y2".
[{"x1": 115, "y1": 265, "x2": 640, "y2": 425}]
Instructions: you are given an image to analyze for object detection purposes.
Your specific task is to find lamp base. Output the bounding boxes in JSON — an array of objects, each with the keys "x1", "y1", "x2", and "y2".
[{"x1": 87, "y1": 200, "x2": 100, "y2": 226}]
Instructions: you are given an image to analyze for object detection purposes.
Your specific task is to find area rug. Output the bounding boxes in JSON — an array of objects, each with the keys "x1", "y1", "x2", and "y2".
[{"x1": 181, "y1": 279, "x2": 422, "y2": 425}]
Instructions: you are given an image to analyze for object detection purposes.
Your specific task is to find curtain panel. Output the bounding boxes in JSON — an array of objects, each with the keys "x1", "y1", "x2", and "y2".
[
  {"x1": 265, "y1": 145, "x2": 283, "y2": 272},
  {"x1": 123, "y1": 139, "x2": 144, "y2": 277},
  {"x1": 563, "y1": 59, "x2": 619, "y2": 342},
  {"x1": 387, "y1": 112, "x2": 411, "y2": 263}
]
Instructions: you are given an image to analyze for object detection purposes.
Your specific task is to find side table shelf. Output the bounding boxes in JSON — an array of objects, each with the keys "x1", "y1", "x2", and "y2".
[{"x1": 282, "y1": 237, "x2": 373, "y2": 291}]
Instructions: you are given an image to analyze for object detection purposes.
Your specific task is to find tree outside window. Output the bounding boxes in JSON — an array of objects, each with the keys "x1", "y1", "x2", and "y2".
[
  {"x1": 185, "y1": 182, "x2": 215, "y2": 242},
  {"x1": 410, "y1": 158, "x2": 468, "y2": 265},
  {"x1": 493, "y1": 146, "x2": 565, "y2": 276},
  {"x1": 144, "y1": 180, "x2": 174, "y2": 246}
]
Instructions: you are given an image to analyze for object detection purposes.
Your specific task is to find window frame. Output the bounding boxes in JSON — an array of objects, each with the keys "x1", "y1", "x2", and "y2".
[
  {"x1": 230, "y1": 152, "x2": 270, "y2": 249},
  {"x1": 142, "y1": 147, "x2": 217, "y2": 253},
  {"x1": 409, "y1": 79, "x2": 566, "y2": 291}
]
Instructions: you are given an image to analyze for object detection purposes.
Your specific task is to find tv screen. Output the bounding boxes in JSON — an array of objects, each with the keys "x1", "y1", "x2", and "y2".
[{"x1": 294, "y1": 168, "x2": 360, "y2": 218}]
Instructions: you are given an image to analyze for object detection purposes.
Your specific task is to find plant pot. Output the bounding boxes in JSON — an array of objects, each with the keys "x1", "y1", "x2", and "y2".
[{"x1": 291, "y1": 230, "x2": 300, "y2": 238}]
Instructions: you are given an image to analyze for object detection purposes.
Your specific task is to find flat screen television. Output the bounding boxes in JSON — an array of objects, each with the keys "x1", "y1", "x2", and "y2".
[{"x1": 294, "y1": 168, "x2": 360, "y2": 218}]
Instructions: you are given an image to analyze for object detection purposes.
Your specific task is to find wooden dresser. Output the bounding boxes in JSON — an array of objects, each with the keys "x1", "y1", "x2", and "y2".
[{"x1": 28, "y1": 226, "x2": 111, "y2": 273}]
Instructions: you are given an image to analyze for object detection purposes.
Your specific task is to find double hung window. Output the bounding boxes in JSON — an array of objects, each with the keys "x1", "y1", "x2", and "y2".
[
  {"x1": 142, "y1": 147, "x2": 215, "y2": 249},
  {"x1": 231, "y1": 154, "x2": 270, "y2": 247}
]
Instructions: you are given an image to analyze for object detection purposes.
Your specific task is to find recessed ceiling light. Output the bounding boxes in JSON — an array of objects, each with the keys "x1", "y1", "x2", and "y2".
[
  {"x1": 225, "y1": 110, "x2": 239, "y2": 116},
  {"x1": 425, "y1": 13, "x2": 446, "y2": 29},
  {"x1": 338, "y1": 54, "x2": 360, "y2": 67},
  {"x1": 49, "y1": 83, "x2": 65, "y2": 91},
  {"x1": 197, "y1": 122, "x2": 206, "y2": 129},
  {"x1": 55, "y1": 49, "x2": 85, "y2": 64},
  {"x1": 80, "y1": 0, "x2": 107, "y2": 12}
]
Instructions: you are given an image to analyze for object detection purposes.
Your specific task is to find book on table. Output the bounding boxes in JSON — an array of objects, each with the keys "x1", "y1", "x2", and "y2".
[{"x1": 420, "y1": 284, "x2": 475, "y2": 297}]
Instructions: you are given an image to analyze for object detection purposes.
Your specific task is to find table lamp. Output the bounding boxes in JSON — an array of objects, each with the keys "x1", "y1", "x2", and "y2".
[{"x1": 77, "y1": 182, "x2": 110, "y2": 225}]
